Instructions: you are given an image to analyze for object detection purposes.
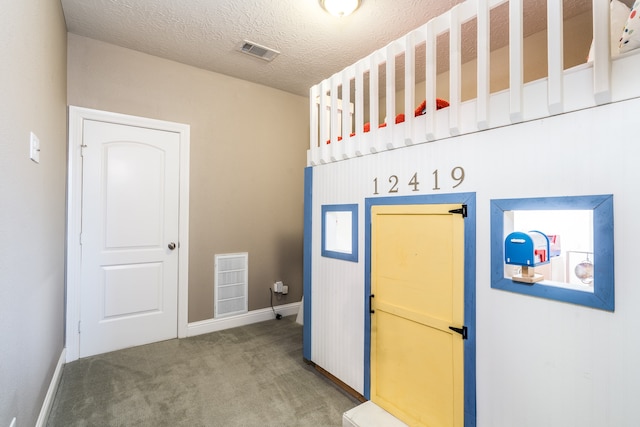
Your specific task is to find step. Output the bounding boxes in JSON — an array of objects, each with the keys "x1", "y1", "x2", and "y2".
[{"x1": 342, "y1": 401, "x2": 408, "y2": 427}]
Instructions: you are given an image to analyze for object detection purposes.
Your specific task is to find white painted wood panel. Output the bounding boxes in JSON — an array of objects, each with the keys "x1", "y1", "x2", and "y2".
[
  {"x1": 476, "y1": 0, "x2": 490, "y2": 130},
  {"x1": 309, "y1": 98, "x2": 640, "y2": 425},
  {"x1": 547, "y1": 1, "x2": 564, "y2": 115},
  {"x1": 404, "y1": 31, "x2": 416, "y2": 146},
  {"x1": 508, "y1": 0, "x2": 523, "y2": 123},
  {"x1": 449, "y1": 4, "x2": 462, "y2": 136},
  {"x1": 592, "y1": 0, "x2": 612, "y2": 104}
]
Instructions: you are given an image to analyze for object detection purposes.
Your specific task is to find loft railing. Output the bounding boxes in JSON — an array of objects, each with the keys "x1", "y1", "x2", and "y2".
[{"x1": 308, "y1": 0, "x2": 617, "y2": 166}]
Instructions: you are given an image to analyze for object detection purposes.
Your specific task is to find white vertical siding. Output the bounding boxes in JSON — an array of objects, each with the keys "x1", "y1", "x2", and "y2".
[
  {"x1": 311, "y1": 158, "x2": 368, "y2": 392},
  {"x1": 309, "y1": 97, "x2": 640, "y2": 425}
]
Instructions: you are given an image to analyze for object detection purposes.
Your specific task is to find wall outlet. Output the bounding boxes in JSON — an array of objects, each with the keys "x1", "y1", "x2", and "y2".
[
  {"x1": 282, "y1": 285, "x2": 288, "y2": 294},
  {"x1": 273, "y1": 281, "x2": 284, "y2": 293}
]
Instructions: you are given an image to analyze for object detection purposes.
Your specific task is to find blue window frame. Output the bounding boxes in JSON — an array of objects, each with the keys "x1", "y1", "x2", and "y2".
[
  {"x1": 490, "y1": 195, "x2": 614, "y2": 311},
  {"x1": 321, "y1": 204, "x2": 358, "y2": 262}
]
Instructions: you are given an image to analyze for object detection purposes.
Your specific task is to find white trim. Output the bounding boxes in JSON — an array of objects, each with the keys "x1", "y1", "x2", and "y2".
[
  {"x1": 35, "y1": 349, "x2": 66, "y2": 427},
  {"x1": 187, "y1": 302, "x2": 302, "y2": 337},
  {"x1": 343, "y1": 401, "x2": 408, "y2": 427},
  {"x1": 65, "y1": 106, "x2": 190, "y2": 362}
]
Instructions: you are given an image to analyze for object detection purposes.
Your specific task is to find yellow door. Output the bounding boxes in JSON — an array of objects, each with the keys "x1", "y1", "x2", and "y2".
[{"x1": 371, "y1": 204, "x2": 465, "y2": 427}]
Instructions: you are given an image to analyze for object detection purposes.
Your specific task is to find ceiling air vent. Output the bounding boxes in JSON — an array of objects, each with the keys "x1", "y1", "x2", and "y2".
[{"x1": 239, "y1": 40, "x2": 280, "y2": 62}]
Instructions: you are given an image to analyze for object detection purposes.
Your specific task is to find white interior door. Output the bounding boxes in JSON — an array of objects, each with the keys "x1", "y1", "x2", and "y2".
[{"x1": 79, "y1": 119, "x2": 180, "y2": 358}]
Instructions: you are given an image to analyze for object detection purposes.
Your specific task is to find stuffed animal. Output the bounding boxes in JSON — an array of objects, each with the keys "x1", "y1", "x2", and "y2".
[
  {"x1": 620, "y1": 1, "x2": 640, "y2": 53},
  {"x1": 587, "y1": 0, "x2": 630, "y2": 61}
]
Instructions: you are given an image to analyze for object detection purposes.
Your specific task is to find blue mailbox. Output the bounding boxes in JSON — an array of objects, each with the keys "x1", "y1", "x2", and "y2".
[
  {"x1": 505, "y1": 231, "x2": 550, "y2": 266},
  {"x1": 505, "y1": 231, "x2": 550, "y2": 283}
]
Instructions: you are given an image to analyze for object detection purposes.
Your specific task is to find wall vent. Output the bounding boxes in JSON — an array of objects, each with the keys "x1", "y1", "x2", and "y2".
[
  {"x1": 239, "y1": 40, "x2": 280, "y2": 62},
  {"x1": 214, "y1": 253, "x2": 248, "y2": 318}
]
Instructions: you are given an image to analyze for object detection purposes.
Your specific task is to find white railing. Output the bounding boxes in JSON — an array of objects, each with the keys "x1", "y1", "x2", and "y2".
[{"x1": 308, "y1": 0, "x2": 618, "y2": 166}]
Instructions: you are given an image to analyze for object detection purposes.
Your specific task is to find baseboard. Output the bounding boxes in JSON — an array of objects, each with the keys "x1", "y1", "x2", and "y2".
[
  {"x1": 343, "y1": 401, "x2": 409, "y2": 427},
  {"x1": 306, "y1": 360, "x2": 367, "y2": 404},
  {"x1": 35, "y1": 348, "x2": 65, "y2": 427},
  {"x1": 187, "y1": 301, "x2": 302, "y2": 337}
]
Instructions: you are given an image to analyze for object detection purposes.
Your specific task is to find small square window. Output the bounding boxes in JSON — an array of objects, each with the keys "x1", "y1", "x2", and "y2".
[
  {"x1": 491, "y1": 195, "x2": 614, "y2": 311},
  {"x1": 322, "y1": 204, "x2": 358, "y2": 262}
]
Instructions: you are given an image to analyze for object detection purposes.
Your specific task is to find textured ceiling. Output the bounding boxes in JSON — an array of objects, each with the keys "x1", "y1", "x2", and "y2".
[{"x1": 61, "y1": 0, "x2": 606, "y2": 97}]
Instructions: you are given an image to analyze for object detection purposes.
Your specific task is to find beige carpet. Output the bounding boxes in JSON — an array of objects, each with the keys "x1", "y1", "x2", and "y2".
[{"x1": 47, "y1": 316, "x2": 358, "y2": 426}]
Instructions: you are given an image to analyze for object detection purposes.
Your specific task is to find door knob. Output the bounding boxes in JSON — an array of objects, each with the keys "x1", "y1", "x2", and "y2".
[{"x1": 168, "y1": 242, "x2": 176, "y2": 250}]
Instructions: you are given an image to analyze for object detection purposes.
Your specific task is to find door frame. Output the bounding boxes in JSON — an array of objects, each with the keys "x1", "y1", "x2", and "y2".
[
  {"x1": 65, "y1": 106, "x2": 190, "y2": 362},
  {"x1": 364, "y1": 192, "x2": 476, "y2": 426}
]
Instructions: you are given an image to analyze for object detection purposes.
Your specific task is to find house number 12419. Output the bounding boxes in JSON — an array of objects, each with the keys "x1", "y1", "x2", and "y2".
[{"x1": 373, "y1": 167, "x2": 465, "y2": 195}]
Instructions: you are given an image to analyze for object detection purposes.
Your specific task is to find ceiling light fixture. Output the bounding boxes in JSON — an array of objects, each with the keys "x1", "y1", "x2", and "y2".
[{"x1": 319, "y1": 0, "x2": 362, "y2": 17}]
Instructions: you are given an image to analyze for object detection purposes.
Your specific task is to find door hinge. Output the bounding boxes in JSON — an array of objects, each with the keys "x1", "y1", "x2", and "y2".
[
  {"x1": 79, "y1": 232, "x2": 83, "y2": 245},
  {"x1": 449, "y1": 325, "x2": 468, "y2": 339},
  {"x1": 80, "y1": 144, "x2": 87, "y2": 157},
  {"x1": 448, "y1": 204, "x2": 467, "y2": 218},
  {"x1": 78, "y1": 320, "x2": 81, "y2": 334},
  {"x1": 369, "y1": 294, "x2": 375, "y2": 314}
]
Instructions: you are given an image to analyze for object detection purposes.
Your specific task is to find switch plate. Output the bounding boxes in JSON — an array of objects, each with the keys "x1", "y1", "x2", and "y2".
[{"x1": 30, "y1": 131, "x2": 40, "y2": 163}]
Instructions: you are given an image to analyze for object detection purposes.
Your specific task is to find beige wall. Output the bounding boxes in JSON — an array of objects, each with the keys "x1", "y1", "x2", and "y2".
[
  {"x1": 0, "y1": 0, "x2": 67, "y2": 426},
  {"x1": 67, "y1": 34, "x2": 309, "y2": 322}
]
